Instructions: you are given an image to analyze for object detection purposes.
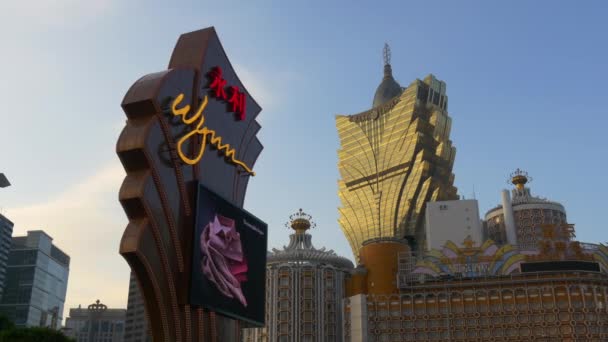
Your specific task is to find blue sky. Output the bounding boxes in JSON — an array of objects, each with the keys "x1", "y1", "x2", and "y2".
[{"x1": 1, "y1": 0, "x2": 608, "y2": 315}]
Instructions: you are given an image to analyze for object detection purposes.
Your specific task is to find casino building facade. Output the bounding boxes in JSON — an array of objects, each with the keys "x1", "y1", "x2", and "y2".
[
  {"x1": 344, "y1": 222, "x2": 608, "y2": 342},
  {"x1": 342, "y1": 171, "x2": 608, "y2": 341},
  {"x1": 337, "y1": 45, "x2": 608, "y2": 341},
  {"x1": 242, "y1": 210, "x2": 353, "y2": 342},
  {"x1": 336, "y1": 44, "x2": 458, "y2": 258}
]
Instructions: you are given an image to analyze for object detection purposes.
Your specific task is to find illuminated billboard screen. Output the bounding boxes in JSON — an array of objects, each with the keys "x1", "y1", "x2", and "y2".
[
  {"x1": 190, "y1": 183, "x2": 267, "y2": 326},
  {"x1": 521, "y1": 261, "x2": 600, "y2": 273}
]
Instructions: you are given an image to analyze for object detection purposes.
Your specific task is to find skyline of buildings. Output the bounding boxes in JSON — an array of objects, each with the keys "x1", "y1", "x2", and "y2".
[
  {"x1": 0, "y1": 215, "x2": 147, "y2": 340},
  {"x1": 0, "y1": 230, "x2": 70, "y2": 330},
  {"x1": 4, "y1": 3, "x2": 608, "y2": 340},
  {"x1": 1, "y1": 23, "x2": 607, "y2": 341},
  {"x1": 335, "y1": 47, "x2": 608, "y2": 341},
  {"x1": 343, "y1": 172, "x2": 608, "y2": 341}
]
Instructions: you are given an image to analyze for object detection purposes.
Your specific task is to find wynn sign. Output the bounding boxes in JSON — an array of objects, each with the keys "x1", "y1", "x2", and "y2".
[{"x1": 116, "y1": 27, "x2": 266, "y2": 341}]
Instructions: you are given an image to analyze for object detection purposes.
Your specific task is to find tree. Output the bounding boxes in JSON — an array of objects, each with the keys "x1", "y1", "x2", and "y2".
[
  {"x1": 0, "y1": 314, "x2": 14, "y2": 332},
  {"x1": 0, "y1": 327, "x2": 75, "y2": 342}
]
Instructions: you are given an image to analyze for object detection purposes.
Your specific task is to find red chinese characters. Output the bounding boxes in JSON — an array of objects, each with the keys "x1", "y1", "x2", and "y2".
[
  {"x1": 206, "y1": 66, "x2": 247, "y2": 120},
  {"x1": 228, "y1": 86, "x2": 246, "y2": 121},
  {"x1": 208, "y1": 67, "x2": 227, "y2": 100}
]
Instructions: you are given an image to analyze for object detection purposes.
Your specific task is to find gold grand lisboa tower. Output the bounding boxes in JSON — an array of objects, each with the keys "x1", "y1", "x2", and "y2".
[{"x1": 336, "y1": 44, "x2": 458, "y2": 259}]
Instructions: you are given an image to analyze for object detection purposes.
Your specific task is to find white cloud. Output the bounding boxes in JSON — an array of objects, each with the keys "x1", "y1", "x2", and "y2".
[
  {"x1": 233, "y1": 63, "x2": 298, "y2": 113},
  {"x1": 233, "y1": 64, "x2": 276, "y2": 111},
  {"x1": 6, "y1": 161, "x2": 130, "y2": 319}
]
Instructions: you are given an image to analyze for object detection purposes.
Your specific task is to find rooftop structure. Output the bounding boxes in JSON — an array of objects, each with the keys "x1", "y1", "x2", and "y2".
[
  {"x1": 64, "y1": 300, "x2": 126, "y2": 342},
  {"x1": 266, "y1": 209, "x2": 354, "y2": 269},
  {"x1": 485, "y1": 169, "x2": 568, "y2": 249},
  {"x1": 372, "y1": 44, "x2": 403, "y2": 108}
]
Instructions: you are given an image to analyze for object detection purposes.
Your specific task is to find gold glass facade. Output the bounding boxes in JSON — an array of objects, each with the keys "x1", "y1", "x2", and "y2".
[{"x1": 337, "y1": 74, "x2": 457, "y2": 258}]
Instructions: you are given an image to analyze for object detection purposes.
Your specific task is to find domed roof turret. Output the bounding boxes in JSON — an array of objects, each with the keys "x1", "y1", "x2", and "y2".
[
  {"x1": 267, "y1": 209, "x2": 354, "y2": 270},
  {"x1": 372, "y1": 43, "x2": 402, "y2": 108}
]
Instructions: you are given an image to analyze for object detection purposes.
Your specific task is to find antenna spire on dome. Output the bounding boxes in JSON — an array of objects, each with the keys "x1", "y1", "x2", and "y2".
[
  {"x1": 373, "y1": 43, "x2": 401, "y2": 107},
  {"x1": 383, "y1": 43, "x2": 391, "y2": 66}
]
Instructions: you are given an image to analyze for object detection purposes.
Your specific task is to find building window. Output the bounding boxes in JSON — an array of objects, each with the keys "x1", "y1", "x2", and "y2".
[
  {"x1": 433, "y1": 93, "x2": 440, "y2": 105},
  {"x1": 303, "y1": 300, "x2": 313, "y2": 310}
]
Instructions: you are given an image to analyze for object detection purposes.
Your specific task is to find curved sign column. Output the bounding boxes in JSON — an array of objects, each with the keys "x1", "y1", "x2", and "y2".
[{"x1": 116, "y1": 27, "x2": 267, "y2": 342}]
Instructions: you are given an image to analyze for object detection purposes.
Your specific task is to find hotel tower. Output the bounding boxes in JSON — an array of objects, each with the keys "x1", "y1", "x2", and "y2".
[{"x1": 336, "y1": 44, "x2": 457, "y2": 258}]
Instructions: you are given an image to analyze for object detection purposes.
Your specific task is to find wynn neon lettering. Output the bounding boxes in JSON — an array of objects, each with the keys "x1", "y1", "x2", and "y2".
[{"x1": 170, "y1": 93, "x2": 255, "y2": 176}]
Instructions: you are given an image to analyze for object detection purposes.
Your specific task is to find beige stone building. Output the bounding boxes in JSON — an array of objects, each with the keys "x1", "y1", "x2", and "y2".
[{"x1": 64, "y1": 300, "x2": 126, "y2": 342}]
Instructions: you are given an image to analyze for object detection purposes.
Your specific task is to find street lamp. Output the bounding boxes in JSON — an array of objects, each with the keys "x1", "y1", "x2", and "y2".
[{"x1": 0, "y1": 174, "x2": 9, "y2": 188}]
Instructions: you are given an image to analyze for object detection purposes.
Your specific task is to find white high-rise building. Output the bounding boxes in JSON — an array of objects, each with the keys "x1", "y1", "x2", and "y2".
[{"x1": 425, "y1": 199, "x2": 483, "y2": 250}]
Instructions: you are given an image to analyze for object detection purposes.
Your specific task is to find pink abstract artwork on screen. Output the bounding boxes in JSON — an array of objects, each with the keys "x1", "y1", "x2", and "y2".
[{"x1": 200, "y1": 214, "x2": 248, "y2": 307}]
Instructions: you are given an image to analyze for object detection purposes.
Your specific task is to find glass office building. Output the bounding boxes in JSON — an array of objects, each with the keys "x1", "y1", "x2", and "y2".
[
  {"x1": 0, "y1": 214, "x2": 14, "y2": 301},
  {"x1": 0, "y1": 230, "x2": 70, "y2": 329}
]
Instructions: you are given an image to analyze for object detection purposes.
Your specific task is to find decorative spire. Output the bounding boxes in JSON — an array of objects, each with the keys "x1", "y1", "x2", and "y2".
[
  {"x1": 383, "y1": 43, "x2": 391, "y2": 66},
  {"x1": 382, "y1": 43, "x2": 394, "y2": 79},
  {"x1": 509, "y1": 168, "x2": 532, "y2": 190},
  {"x1": 373, "y1": 43, "x2": 402, "y2": 107},
  {"x1": 285, "y1": 208, "x2": 316, "y2": 235},
  {"x1": 87, "y1": 299, "x2": 107, "y2": 313}
]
